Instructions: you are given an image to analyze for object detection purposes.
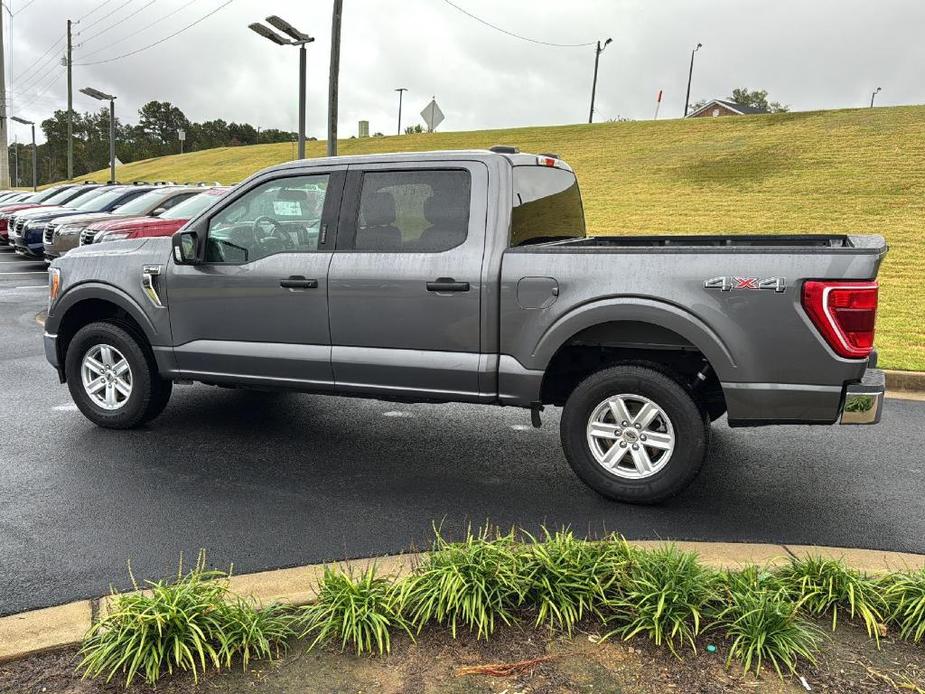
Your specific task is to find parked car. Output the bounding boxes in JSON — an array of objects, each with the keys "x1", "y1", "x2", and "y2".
[
  {"x1": 43, "y1": 149, "x2": 886, "y2": 504},
  {"x1": 0, "y1": 185, "x2": 92, "y2": 241},
  {"x1": 10, "y1": 185, "x2": 149, "y2": 258},
  {"x1": 43, "y1": 185, "x2": 206, "y2": 261},
  {"x1": 82, "y1": 187, "x2": 229, "y2": 246}
]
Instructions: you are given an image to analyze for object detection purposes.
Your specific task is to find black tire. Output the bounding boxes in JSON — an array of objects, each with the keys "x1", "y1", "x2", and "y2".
[
  {"x1": 141, "y1": 377, "x2": 173, "y2": 423},
  {"x1": 560, "y1": 365, "x2": 709, "y2": 504},
  {"x1": 65, "y1": 321, "x2": 170, "y2": 429}
]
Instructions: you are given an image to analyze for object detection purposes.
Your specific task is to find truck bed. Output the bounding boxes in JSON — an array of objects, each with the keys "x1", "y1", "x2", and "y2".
[{"x1": 529, "y1": 234, "x2": 887, "y2": 254}]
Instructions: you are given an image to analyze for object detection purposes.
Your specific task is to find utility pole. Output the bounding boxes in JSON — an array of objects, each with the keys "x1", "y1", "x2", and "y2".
[
  {"x1": 588, "y1": 38, "x2": 612, "y2": 124},
  {"x1": 395, "y1": 87, "x2": 407, "y2": 135},
  {"x1": 683, "y1": 42, "x2": 702, "y2": 117},
  {"x1": 67, "y1": 20, "x2": 73, "y2": 180},
  {"x1": 327, "y1": 0, "x2": 342, "y2": 156},
  {"x1": 0, "y1": 11, "x2": 10, "y2": 189}
]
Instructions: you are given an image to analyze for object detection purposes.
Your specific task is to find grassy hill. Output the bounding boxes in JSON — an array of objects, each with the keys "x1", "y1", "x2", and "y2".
[{"x1": 73, "y1": 105, "x2": 925, "y2": 370}]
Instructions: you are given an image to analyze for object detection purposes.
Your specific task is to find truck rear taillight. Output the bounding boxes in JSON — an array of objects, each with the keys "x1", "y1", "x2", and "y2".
[{"x1": 801, "y1": 280, "x2": 878, "y2": 359}]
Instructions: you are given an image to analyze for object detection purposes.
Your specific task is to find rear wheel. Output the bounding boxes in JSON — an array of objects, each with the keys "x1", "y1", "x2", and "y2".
[
  {"x1": 65, "y1": 321, "x2": 171, "y2": 429},
  {"x1": 560, "y1": 365, "x2": 709, "y2": 504}
]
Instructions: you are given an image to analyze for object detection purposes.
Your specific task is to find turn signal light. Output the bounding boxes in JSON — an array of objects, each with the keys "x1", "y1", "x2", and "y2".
[
  {"x1": 48, "y1": 267, "x2": 61, "y2": 304},
  {"x1": 802, "y1": 280, "x2": 878, "y2": 359}
]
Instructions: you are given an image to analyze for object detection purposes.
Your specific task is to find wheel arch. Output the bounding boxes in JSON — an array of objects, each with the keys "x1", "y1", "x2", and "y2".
[
  {"x1": 535, "y1": 299, "x2": 733, "y2": 417},
  {"x1": 49, "y1": 283, "x2": 159, "y2": 374}
]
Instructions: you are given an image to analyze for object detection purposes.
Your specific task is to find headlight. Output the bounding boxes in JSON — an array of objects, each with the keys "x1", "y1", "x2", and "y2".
[
  {"x1": 96, "y1": 231, "x2": 131, "y2": 243},
  {"x1": 48, "y1": 268, "x2": 61, "y2": 306}
]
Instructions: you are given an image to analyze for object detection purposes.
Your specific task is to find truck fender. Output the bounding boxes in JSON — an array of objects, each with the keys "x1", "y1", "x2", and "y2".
[
  {"x1": 48, "y1": 281, "x2": 160, "y2": 344},
  {"x1": 530, "y1": 297, "x2": 738, "y2": 381}
]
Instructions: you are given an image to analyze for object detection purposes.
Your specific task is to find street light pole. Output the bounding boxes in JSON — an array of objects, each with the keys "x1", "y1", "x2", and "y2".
[
  {"x1": 249, "y1": 16, "x2": 315, "y2": 160},
  {"x1": 870, "y1": 86, "x2": 881, "y2": 108},
  {"x1": 683, "y1": 42, "x2": 702, "y2": 117},
  {"x1": 79, "y1": 87, "x2": 117, "y2": 182},
  {"x1": 30, "y1": 123, "x2": 36, "y2": 191},
  {"x1": 109, "y1": 98, "x2": 116, "y2": 183},
  {"x1": 395, "y1": 88, "x2": 408, "y2": 135},
  {"x1": 298, "y1": 42, "x2": 307, "y2": 158},
  {"x1": 14, "y1": 116, "x2": 37, "y2": 190},
  {"x1": 588, "y1": 38, "x2": 612, "y2": 124}
]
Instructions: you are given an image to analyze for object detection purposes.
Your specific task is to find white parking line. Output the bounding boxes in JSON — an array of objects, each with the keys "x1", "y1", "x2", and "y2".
[
  {"x1": 382, "y1": 411, "x2": 414, "y2": 418},
  {"x1": 52, "y1": 404, "x2": 79, "y2": 412}
]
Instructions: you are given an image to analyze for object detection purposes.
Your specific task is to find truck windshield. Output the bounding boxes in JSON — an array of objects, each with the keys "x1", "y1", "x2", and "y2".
[{"x1": 511, "y1": 166, "x2": 586, "y2": 246}]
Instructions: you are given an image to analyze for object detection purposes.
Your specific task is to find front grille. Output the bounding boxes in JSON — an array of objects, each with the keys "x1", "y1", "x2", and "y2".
[
  {"x1": 79, "y1": 228, "x2": 97, "y2": 246},
  {"x1": 44, "y1": 223, "x2": 59, "y2": 245}
]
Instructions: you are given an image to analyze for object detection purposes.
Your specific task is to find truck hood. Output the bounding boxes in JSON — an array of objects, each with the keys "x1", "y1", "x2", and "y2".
[{"x1": 53, "y1": 236, "x2": 167, "y2": 266}]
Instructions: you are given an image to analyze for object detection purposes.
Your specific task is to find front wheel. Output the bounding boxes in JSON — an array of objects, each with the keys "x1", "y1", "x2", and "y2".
[
  {"x1": 65, "y1": 321, "x2": 171, "y2": 429},
  {"x1": 560, "y1": 365, "x2": 709, "y2": 504}
]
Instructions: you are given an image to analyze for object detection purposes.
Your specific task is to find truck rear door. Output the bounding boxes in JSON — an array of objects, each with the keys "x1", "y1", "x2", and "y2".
[{"x1": 327, "y1": 161, "x2": 488, "y2": 400}]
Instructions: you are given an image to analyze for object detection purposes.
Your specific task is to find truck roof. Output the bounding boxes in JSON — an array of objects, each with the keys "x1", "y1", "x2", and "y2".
[{"x1": 265, "y1": 148, "x2": 573, "y2": 173}]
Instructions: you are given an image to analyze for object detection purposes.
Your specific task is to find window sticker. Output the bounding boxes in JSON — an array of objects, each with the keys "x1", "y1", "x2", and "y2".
[{"x1": 273, "y1": 200, "x2": 302, "y2": 216}]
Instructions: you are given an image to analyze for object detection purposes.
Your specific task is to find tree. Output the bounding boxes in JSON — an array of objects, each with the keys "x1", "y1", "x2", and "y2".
[
  {"x1": 138, "y1": 100, "x2": 190, "y2": 146},
  {"x1": 729, "y1": 87, "x2": 789, "y2": 113}
]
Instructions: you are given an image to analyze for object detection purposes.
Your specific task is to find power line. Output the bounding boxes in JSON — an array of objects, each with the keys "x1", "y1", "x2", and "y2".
[
  {"x1": 79, "y1": 0, "x2": 134, "y2": 33},
  {"x1": 75, "y1": 0, "x2": 234, "y2": 66},
  {"x1": 12, "y1": 0, "x2": 38, "y2": 16},
  {"x1": 439, "y1": 0, "x2": 595, "y2": 48},
  {"x1": 12, "y1": 33, "x2": 63, "y2": 83},
  {"x1": 79, "y1": 0, "x2": 156, "y2": 46},
  {"x1": 77, "y1": 0, "x2": 115, "y2": 22},
  {"x1": 78, "y1": 0, "x2": 195, "y2": 60}
]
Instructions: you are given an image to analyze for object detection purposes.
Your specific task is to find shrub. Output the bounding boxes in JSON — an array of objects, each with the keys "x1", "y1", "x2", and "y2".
[
  {"x1": 78, "y1": 553, "x2": 294, "y2": 686},
  {"x1": 883, "y1": 569, "x2": 925, "y2": 642},
  {"x1": 604, "y1": 545, "x2": 718, "y2": 655},
  {"x1": 300, "y1": 564, "x2": 411, "y2": 655},
  {"x1": 400, "y1": 526, "x2": 526, "y2": 639},
  {"x1": 776, "y1": 556, "x2": 885, "y2": 640},
  {"x1": 522, "y1": 529, "x2": 631, "y2": 634},
  {"x1": 714, "y1": 587, "x2": 821, "y2": 677}
]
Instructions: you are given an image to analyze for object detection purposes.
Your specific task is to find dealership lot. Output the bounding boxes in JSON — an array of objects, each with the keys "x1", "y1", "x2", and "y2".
[{"x1": 2, "y1": 244, "x2": 924, "y2": 616}]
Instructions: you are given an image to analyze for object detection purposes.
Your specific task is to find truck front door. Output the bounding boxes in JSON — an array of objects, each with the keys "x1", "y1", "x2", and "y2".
[
  {"x1": 328, "y1": 161, "x2": 488, "y2": 400},
  {"x1": 166, "y1": 170, "x2": 344, "y2": 389}
]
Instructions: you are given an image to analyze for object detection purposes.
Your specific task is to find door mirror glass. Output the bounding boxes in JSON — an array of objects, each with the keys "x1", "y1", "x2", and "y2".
[{"x1": 172, "y1": 229, "x2": 202, "y2": 264}]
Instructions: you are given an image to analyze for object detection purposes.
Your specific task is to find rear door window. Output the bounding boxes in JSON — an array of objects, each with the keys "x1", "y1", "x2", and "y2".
[
  {"x1": 352, "y1": 170, "x2": 470, "y2": 252},
  {"x1": 511, "y1": 166, "x2": 586, "y2": 246}
]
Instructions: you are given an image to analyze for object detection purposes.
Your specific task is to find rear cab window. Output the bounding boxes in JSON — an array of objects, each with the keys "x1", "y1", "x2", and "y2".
[{"x1": 511, "y1": 165, "x2": 586, "y2": 246}]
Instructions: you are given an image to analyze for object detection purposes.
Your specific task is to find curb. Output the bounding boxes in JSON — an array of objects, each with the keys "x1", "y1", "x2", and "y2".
[
  {"x1": 885, "y1": 369, "x2": 925, "y2": 397},
  {"x1": 2, "y1": 542, "x2": 924, "y2": 664}
]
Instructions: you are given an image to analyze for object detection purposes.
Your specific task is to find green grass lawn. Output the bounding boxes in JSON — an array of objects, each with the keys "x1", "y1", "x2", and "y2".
[{"x1": 73, "y1": 105, "x2": 925, "y2": 370}]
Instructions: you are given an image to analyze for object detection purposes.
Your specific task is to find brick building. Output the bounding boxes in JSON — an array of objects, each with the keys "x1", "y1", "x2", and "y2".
[{"x1": 686, "y1": 99, "x2": 768, "y2": 118}]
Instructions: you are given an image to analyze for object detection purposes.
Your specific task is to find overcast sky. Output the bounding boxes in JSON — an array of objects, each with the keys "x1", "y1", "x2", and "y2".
[{"x1": 4, "y1": 0, "x2": 923, "y2": 144}]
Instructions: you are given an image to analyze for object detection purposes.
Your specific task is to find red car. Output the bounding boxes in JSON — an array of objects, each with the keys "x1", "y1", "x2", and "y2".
[{"x1": 83, "y1": 187, "x2": 230, "y2": 246}]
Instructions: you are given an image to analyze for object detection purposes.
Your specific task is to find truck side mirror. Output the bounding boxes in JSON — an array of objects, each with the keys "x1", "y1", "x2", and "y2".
[{"x1": 172, "y1": 225, "x2": 205, "y2": 265}]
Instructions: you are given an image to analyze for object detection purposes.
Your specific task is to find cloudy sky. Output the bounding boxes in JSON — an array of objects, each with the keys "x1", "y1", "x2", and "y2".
[{"x1": 4, "y1": 0, "x2": 922, "y2": 143}]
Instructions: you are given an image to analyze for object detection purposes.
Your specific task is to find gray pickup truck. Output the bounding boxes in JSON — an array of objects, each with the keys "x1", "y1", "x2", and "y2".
[{"x1": 43, "y1": 148, "x2": 887, "y2": 503}]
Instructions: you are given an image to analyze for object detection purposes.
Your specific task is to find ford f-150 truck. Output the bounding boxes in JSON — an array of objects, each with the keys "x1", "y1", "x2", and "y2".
[{"x1": 43, "y1": 148, "x2": 887, "y2": 503}]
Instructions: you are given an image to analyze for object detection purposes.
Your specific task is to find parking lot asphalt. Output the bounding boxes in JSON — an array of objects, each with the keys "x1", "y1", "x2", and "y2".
[{"x1": 1, "y1": 246, "x2": 923, "y2": 616}]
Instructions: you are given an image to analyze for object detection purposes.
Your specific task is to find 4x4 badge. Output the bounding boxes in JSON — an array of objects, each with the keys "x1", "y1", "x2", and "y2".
[{"x1": 704, "y1": 276, "x2": 786, "y2": 293}]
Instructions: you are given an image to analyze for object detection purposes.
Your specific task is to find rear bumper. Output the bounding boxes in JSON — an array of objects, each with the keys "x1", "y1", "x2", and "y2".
[{"x1": 839, "y1": 368, "x2": 884, "y2": 425}]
